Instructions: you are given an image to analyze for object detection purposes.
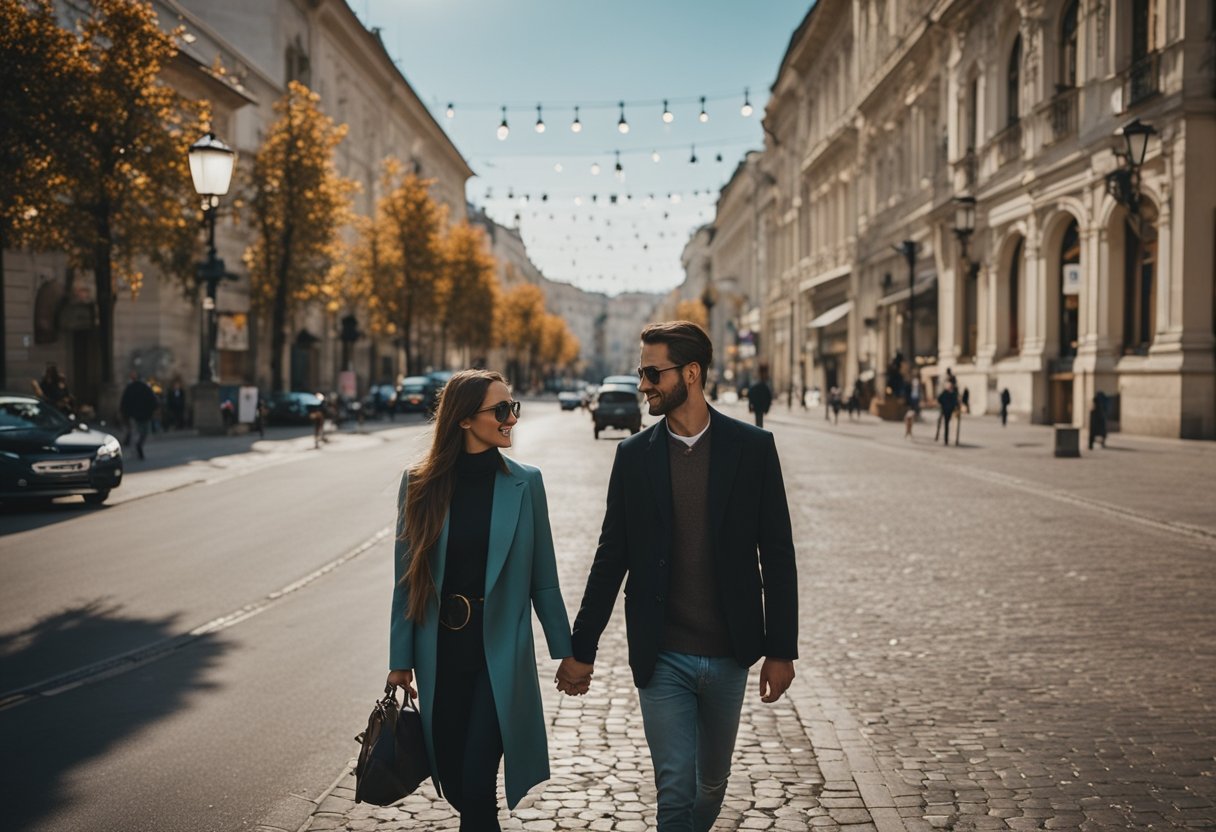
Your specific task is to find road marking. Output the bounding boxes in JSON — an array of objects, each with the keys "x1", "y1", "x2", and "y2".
[{"x1": 0, "y1": 526, "x2": 393, "y2": 712}]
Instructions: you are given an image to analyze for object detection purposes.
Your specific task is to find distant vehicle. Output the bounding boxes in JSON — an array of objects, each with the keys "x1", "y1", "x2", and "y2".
[
  {"x1": 0, "y1": 393, "x2": 123, "y2": 505},
  {"x1": 602, "y1": 374, "x2": 639, "y2": 388},
  {"x1": 362, "y1": 383, "x2": 398, "y2": 418},
  {"x1": 397, "y1": 376, "x2": 439, "y2": 414},
  {"x1": 592, "y1": 383, "x2": 643, "y2": 439},
  {"x1": 266, "y1": 391, "x2": 325, "y2": 426},
  {"x1": 558, "y1": 391, "x2": 582, "y2": 411}
]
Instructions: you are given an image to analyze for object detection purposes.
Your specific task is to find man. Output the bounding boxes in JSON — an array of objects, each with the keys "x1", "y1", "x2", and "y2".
[
  {"x1": 937, "y1": 382, "x2": 958, "y2": 446},
  {"x1": 999, "y1": 388, "x2": 1012, "y2": 427},
  {"x1": 558, "y1": 320, "x2": 798, "y2": 832},
  {"x1": 746, "y1": 363, "x2": 773, "y2": 428},
  {"x1": 120, "y1": 371, "x2": 158, "y2": 459}
]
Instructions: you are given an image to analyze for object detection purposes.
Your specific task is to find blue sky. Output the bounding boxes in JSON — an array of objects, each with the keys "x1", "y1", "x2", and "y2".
[{"x1": 356, "y1": 0, "x2": 811, "y2": 295}]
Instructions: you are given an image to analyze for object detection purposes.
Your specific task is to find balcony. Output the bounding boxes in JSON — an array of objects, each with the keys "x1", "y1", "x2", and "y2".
[
  {"x1": 1124, "y1": 52, "x2": 1160, "y2": 107},
  {"x1": 1045, "y1": 87, "x2": 1078, "y2": 144},
  {"x1": 992, "y1": 120, "x2": 1023, "y2": 168}
]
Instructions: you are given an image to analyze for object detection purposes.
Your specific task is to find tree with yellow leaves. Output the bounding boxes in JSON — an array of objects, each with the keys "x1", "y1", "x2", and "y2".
[
  {"x1": 495, "y1": 282, "x2": 546, "y2": 389},
  {"x1": 675, "y1": 299, "x2": 709, "y2": 330},
  {"x1": 539, "y1": 313, "x2": 579, "y2": 380},
  {"x1": 1, "y1": 0, "x2": 209, "y2": 388},
  {"x1": 442, "y1": 221, "x2": 500, "y2": 365},
  {"x1": 374, "y1": 160, "x2": 447, "y2": 374},
  {"x1": 245, "y1": 81, "x2": 355, "y2": 392}
]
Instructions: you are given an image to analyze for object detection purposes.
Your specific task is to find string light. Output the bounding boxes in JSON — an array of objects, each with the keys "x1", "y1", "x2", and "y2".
[
  {"x1": 554, "y1": 162, "x2": 563, "y2": 172},
  {"x1": 571, "y1": 106, "x2": 582, "y2": 133},
  {"x1": 689, "y1": 144, "x2": 698, "y2": 164},
  {"x1": 614, "y1": 150, "x2": 624, "y2": 182},
  {"x1": 617, "y1": 101, "x2": 629, "y2": 134},
  {"x1": 446, "y1": 102, "x2": 455, "y2": 119},
  {"x1": 699, "y1": 96, "x2": 709, "y2": 123},
  {"x1": 535, "y1": 104, "x2": 545, "y2": 133},
  {"x1": 590, "y1": 161, "x2": 601, "y2": 175},
  {"x1": 496, "y1": 106, "x2": 509, "y2": 140},
  {"x1": 662, "y1": 100, "x2": 674, "y2": 123},
  {"x1": 652, "y1": 149, "x2": 660, "y2": 163},
  {"x1": 740, "y1": 88, "x2": 753, "y2": 117}
]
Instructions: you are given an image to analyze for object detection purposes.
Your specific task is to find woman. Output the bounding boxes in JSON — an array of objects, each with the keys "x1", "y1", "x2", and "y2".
[{"x1": 387, "y1": 370, "x2": 575, "y2": 830}]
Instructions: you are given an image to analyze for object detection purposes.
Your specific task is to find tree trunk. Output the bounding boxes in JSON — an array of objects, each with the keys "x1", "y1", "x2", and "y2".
[
  {"x1": 0, "y1": 227, "x2": 7, "y2": 389},
  {"x1": 94, "y1": 209, "x2": 115, "y2": 386},
  {"x1": 270, "y1": 226, "x2": 293, "y2": 393}
]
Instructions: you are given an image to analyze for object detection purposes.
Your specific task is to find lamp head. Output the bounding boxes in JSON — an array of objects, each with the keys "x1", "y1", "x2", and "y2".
[{"x1": 188, "y1": 133, "x2": 235, "y2": 197}]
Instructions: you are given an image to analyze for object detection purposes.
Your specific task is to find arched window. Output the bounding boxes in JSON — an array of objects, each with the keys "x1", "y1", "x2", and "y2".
[
  {"x1": 1059, "y1": 1, "x2": 1079, "y2": 89},
  {"x1": 966, "y1": 76, "x2": 979, "y2": 151},
  {"x1": 1007, "y1": 34, "x2": 1022, "y2": 126},
  {"x1": 1059, "y1": 220, "x2": 1080, "y2": 358},
  {"x1": 1122, "y1": 203, "x2": 1158, "y2": 353},
  {"x1": 1009, "y1": 238, "x2": 1023, "y2": 354}
]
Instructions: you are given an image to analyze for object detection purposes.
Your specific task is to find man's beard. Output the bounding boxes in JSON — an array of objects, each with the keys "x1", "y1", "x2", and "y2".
[{"x1": 649, "y1": 374, "x2": 688, "y2": 416}]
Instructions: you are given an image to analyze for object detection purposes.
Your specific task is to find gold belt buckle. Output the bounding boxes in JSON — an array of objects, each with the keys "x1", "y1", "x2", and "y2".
[{"x1": 442, "y1": 594, "x2": 473, "y2": 631}]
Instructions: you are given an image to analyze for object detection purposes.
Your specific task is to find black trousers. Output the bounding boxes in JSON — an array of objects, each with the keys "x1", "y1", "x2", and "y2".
[{"x1": 433, "y1": 648, "x2": 503, "y2": 831}]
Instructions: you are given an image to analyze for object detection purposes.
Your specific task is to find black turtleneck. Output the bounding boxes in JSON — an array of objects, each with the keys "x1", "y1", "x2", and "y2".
[{"x1": 442, "y1": 446, "x2": 499, "y2": 602}]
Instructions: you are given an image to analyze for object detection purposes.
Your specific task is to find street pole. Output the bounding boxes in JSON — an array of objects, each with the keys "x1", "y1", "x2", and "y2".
[
  {"x1": 788, "y1": 296, "x2": 795, "y2": 409},
  {"x1": 903, "y1": 240, "x2": 917, "y2": 377},
  {"x1": 198, "y1": 201, "x2": 222, "y2": 384}
]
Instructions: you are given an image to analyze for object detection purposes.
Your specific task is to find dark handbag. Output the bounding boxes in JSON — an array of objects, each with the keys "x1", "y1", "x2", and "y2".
[{"x1": 353, "y1": 683, "x2": 431, "y2": 805}]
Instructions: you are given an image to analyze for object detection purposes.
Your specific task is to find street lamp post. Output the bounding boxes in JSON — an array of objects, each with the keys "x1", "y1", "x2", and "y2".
[
  {"x1": 895, "y1": 240, "x2": 918, "y2": 379},
  {"x1": 1104, "y1": 118, "x2": 1156, "y2": 217},
  {"x1": 953, "y1": 196, "x2": 979, "y2": 360},
  {"x1": 188, "y1": 133, "x2": 237, "y2": 432}
]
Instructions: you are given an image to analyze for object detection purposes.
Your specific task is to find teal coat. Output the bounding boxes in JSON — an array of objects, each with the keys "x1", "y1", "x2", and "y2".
[{"x1": 389, "y1": 455, "x2": 573, "y2": 808}]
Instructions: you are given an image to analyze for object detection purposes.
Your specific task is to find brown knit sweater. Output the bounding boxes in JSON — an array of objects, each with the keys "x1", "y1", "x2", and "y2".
[{"x1": 661, "y1": 428, "x2": 733, "y2": 656}]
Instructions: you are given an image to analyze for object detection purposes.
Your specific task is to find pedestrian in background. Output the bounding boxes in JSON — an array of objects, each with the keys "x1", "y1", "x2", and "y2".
[
  {"x1": 1089, "y1": 391, "x2": 1108, "y2": 450},
  {"x1": 999, "y1": 388, "x2": 1012, "y2": 427},
  {"x1": 747, "y1": 364, "x2": 773, "y2": 428},
  {"x1": 829, "y1": 386, "x2": 842, "y2": 424},
  {"x1": 560, "y1": 320, "x2": 798, "y2": 832},
  {"x1": 387, "y1": 370, "x2": 574, "y2": 832},
  {"x1": 120, "y1": 371, "x2": 158, "y2": 459},
  {"x1": 909, "y1": 373, "x2": 922, "y2": 418},
  {"x1": 36, "y1": 363, "x2": 74, "y2": 417},
  {"x1": 166, "y1": 378, "x2": 187, "y2": 430},
  {"x1": 956, "y1": 387, "x2": 970, "y2": 446},
  {"x1": 937, "y1": 383, "x2": 958, "y2": 446}
]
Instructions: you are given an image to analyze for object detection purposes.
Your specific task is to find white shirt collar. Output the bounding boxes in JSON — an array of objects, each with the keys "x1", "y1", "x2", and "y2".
[{"x1": 666, "y1": 416, "x2": 710, "y2": 448}]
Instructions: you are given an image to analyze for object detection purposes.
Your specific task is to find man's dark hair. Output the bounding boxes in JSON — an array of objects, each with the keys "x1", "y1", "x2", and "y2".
[{"x1": 641, "y1": 320, "x2": 713, "y2": 385}]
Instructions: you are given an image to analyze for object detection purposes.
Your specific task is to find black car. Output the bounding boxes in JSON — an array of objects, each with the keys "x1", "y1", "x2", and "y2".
[
  {"x1": 362, "y1": 383, "x2": 398, "y2": 419},
  {"x1": 265, "y1": 391, "x2": 325, "y2": 426},
  {"x1": 592, "y1": 383, "x2": 642, "y2": 439},
  {"x1": 0, "y1": 393, "x2": 124, "y2": 505},
  {"x1": 396, "y1": 376, "x2": 439, "y2": 414}
]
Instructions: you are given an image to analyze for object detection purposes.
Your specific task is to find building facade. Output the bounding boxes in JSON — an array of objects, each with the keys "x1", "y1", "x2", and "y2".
[{"x1": 696, "y1": 0, "x2": 1215, "y2": 438}]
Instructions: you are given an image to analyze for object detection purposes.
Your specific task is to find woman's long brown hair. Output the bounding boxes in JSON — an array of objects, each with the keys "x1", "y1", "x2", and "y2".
[{"x1": 399, "y1": 369, "x2": 509, "y2": 623}]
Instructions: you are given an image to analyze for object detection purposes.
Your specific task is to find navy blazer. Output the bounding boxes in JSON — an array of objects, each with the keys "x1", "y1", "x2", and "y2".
[{"x1": 570, "y1": 407, "x2": 798, "y2": 687}]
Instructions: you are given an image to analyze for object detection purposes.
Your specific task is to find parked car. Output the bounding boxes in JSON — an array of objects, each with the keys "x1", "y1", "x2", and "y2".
[
  {"x1": 265, "y1": 391, "x2": 325, "y2": 426},
  {"x1": 602, "y1": 374, "x2": 640, "y2": 389},
  {"x1": 0, "y1": 393, "x2": 123, "y2": 505},
  {"x1": 396, "y1": 376, "x2": 439, "y2": 414},
  {"x1": 592, "y1": 383, "x2": 642, "y2": 439},
  {"x1": 362, "y1": 383, "x2": 398, "y2": 419},
  {"x1": 558, "y1": 391, "x2": 582, "y2": 411}
]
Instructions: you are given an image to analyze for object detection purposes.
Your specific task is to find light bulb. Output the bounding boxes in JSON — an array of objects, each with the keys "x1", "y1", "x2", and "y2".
[
  {"x1": 740, "y1": 88, "x2": 753, "y2": 117},
  {"x1": 618, "y1": 101, "x2": 629, "y2": 134},
  {"x1": 535, "y1": 104, "x2": 545, "y2": 133},
  {"x1": 662, "y1": 100, "x2": 674, "y2": 123},
  {"x1": 689, "y1": 144, "x2": 697, "y2": 164},
  {"x1": 699, "y1": 96, "x2": 709, "y2": 123},
  {"x1": 571, "y1": 106, "x2": 582, "y2": 133},
  {"x1": 652, "y1": 150, "x2": 660, "y2": 163},
  {"x1": 497, "y1": 106, "x2": 509, "y2": 140},
  {"x1": 591, "y1": 162, "x2": 601, "y2": 175},
  {"x1": 554, "y1": 162, "x2": 563, "y2": 173},
  {"x1": 445, "y1": 103, "x2": 455, "y2": 119}
]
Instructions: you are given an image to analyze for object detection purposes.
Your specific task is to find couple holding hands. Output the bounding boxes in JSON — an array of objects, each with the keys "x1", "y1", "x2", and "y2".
[{"x1": 387, "y1": 321, "x2": 798, "y2": 832}]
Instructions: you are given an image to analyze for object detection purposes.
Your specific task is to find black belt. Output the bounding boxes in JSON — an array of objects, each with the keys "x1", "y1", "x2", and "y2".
[{"x1": 439, "y1": 593, "x2": 484, "y2": 631}]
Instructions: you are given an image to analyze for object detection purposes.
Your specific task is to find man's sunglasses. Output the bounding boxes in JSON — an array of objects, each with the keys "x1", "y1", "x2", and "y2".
[
  {"x1": 474, "y1": 400, "x2": 521, "y2": 423},
  {"x1": 637, "y1": 364, "x2": 684, "y2": 384}
]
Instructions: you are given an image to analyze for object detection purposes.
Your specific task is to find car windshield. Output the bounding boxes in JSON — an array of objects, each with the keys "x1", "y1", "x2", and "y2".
[
  {"x1": 599, "y1": 391, "x2": 638, "y2": 404},
  {"x1": 0, "y1": 396, "x2": 71, "y2": 431}
]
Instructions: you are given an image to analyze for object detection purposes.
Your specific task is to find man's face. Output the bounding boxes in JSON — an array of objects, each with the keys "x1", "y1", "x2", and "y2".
[{"x1": 638, "y1": 342, "x2": 688, "y2": 417}]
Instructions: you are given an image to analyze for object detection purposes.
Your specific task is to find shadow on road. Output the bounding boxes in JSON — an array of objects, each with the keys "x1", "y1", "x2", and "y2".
[{"x1": 0, "y1": 600, "x2": 230, "y2": 830}]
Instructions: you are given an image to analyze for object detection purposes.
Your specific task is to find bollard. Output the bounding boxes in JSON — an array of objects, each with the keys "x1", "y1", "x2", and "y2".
[{"x1": 1053, "y1": 424, "x2": 1081, "y2": 458}]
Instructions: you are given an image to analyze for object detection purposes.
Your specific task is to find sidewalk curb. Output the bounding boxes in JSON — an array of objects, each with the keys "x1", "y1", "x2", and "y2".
[{"x1": 254, "y1": 758, "x2": 357, "y2": 832}]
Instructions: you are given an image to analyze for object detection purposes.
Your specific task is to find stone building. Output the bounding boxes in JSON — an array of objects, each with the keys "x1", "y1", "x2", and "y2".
[{"x1": 696, "y1": 0, "x2": 1215, "y2": 438}]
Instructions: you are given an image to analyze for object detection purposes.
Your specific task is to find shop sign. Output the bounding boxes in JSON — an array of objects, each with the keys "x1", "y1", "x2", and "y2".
[{"x1": 1062, "y1": 263, "x2": 1082, "y2": 296}]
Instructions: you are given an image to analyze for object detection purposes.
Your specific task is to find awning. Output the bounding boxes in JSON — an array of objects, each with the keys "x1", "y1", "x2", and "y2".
[
  {"x1": 878, "y1": 273, "x2": 937, "y2": 307},
  {"x1": 805, "y1": 300, "x2": 853, "y2": 329}
]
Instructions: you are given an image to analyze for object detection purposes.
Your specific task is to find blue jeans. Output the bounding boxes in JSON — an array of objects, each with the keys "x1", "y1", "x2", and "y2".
[{"x1": 638, "y1": 651, "x2": 749, "y2": 832}]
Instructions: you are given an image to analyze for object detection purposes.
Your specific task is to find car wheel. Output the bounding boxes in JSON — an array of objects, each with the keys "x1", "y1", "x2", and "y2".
[{"x1": 83, "y1": 490, "x2": 110, "y2": 506}]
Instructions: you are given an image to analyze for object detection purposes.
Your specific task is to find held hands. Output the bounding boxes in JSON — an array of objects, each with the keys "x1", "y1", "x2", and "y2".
[
  {"x1": 758, "y1": 658, "x2": 795, "y2": 703},
  {"x1": 555, "y1": 657, "x2": 594, "y2": 696},
  {"x1": 387, "y1": 669, "x2": 417, "y2": 699}
]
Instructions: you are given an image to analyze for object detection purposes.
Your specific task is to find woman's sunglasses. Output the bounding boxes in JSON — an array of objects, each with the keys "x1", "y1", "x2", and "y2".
[
  {"x1": 637, "y1": 364, "x2": 684, "y2": 384},
  {"x1": 474, "y1": 400, "x2": 521, "y2": 423}
]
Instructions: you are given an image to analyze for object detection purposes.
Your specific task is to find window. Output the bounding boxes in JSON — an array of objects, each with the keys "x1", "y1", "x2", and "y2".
[
  {"x1": 1122, "y1": 203, "x2": 1158, "y2": 353},
  {"x1": 1059, "y1": 220, "x2": 1080, "y2": 358},
  {"x1": 1009, "y1": 238, "x2": 1023, "y2": 354},
  {"x1": 962, "y1": 264, "x2": 978, "y2": 361},
  {"x1": 966, "y1": 76, "x2": 979, "y2": 151},
  {"x1": 1059, "y1": 1, "x2": 1079, "y2": 89},
  {"x1": 1007, "y1": 34, "x2": 1022, "y2": 126},
  {"x1": 1131, "y1": 0, "x2": 1153, "y2": 62}
]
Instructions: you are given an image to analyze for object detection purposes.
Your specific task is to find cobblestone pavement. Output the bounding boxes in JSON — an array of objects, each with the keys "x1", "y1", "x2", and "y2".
[{"x1": 264, "y1": 403, "x2": 1215, "y2": 832}]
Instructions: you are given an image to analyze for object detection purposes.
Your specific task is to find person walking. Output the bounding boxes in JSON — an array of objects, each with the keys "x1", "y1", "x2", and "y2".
[
  {"x1": 746, "y1": 364, "x2": 773, "y2": 429},
  {"x1": 36, "y1": 363, "x2": 74, "y2": 417},
  {"x1": 937, "y1": 383, "x2": 958, "y2": 446},
  {"x1": 999, "y1": 388, "x2": 1011, "y2": 427},
  {"x1": 166, "y1": 378, "x2": 187, "y2": 430},
  {"x1": 120, "y1": 371, "x2": 158, "y2": 459},
  {"x1": 387, "y1": 370, "x2": 574, "y2": 832},
  {"x1": 1089, "y1": 391, "x2": 1108, "y2": 450},
  {"x1": 559, "y1": 321, "x2": 798, "y2": 832},
  {"x1": 956, "y1": 387, "x2": 970, "y2": 446}
]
